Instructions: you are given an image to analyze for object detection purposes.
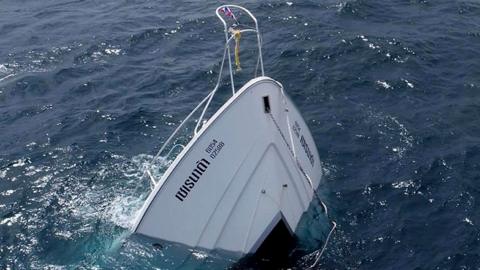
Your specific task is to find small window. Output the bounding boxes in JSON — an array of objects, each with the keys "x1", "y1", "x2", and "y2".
[{"x1": 263, "y1": 96, "x2": 271, "y2": 113}]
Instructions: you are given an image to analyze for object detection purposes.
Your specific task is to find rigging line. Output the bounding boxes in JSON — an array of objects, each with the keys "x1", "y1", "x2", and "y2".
[
  {"x1": 267, "y1": 111, "x2": 336, "y2": 268},
  {"x1": 309, "y1": 220, "x2": 337, "y2": 269},
  {"x1": 267, "y1": 112, "x2": 312, "y2": 187},
  {"x1": 267, "y1": 112, "x2": 295, "y2": 157},
  {"x1": 254, "y1": 34, "x2": 262, "y2": 77},
  {"x1": 140, "y1": 40, "x2": 230, "y2": 189}
]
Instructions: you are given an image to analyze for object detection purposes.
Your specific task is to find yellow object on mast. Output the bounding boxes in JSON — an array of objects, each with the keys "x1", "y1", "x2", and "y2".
[{"x1": 231, "y1": 29, "x2": 242, "y2": 72}]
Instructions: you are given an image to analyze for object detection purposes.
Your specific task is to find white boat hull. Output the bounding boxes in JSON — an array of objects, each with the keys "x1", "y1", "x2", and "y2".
[{"x1": 133, "y1": 76, "x2": 322, "y2": 254}]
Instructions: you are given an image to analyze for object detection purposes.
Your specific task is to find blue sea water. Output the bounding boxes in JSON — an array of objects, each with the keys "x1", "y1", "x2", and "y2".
[{"x1": 1, "y1": 0, "x2": 480, "y2": 269}]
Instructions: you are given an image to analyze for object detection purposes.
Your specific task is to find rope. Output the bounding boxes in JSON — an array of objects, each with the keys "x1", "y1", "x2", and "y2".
[
  {"x1": 307, "y1": 193, "x2": 337, "y2": 269},
  {"x1": 309, "y1": 220, "x2": 337, "y2": 269}
]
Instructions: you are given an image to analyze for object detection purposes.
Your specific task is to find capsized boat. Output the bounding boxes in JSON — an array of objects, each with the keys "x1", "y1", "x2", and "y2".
[{"x1": 132, "y1": 5, "x2": 334, "y2": 258}]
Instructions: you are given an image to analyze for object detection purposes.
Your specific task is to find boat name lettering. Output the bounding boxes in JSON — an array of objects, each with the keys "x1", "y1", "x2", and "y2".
[
  {"x1": 300, "y1": 135, "x2": 314, "y2": 167},
  {"x1": 175, "y1": 158, "x2": 211, "y2": 202},
  {"x1": 293, "y1": 121, "x2": 314, "y2": 167},
  {"x1": 292, "y1": 121, "x2": 301, "y2": 138}
]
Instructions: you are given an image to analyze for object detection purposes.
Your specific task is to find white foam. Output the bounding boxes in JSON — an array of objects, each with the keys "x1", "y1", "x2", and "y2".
[
  {"x1": 391, "y1": 179, "x2": 414, "y2": 189},
  {"x1": 12, "y1": 159, "x2": 27, "y2": 167},
  {"x1": 104, "y1": 48, "x2": 121, "y2": 55},
  {"x1": 463, "y1": 217, "x2": 473, "y2": 226},
  {"x1": 54, "y1": 230, "x2": 73, "y2": 239},
  {"x1": 376, "y1": 80, "x2": 392, "y2": 89},
  {"x1": 190, "y1": 250, "x2": 208, "y2": 260},
  {"x1": 402, "y1": 79, "x2": 414, "y2": 88},
  {"x1": 0, "y1": 64, "x2": 8, "y2": 73},
  {"x1": 0, "y1": 169, "x2": 7, "y2": 179},
  {"x1": 391, "y1": 179, "x2": 417, "y2": 195},
  {"x1": 104, "y1": 194, "x2": 146, "y2": 229},
  {"x1": 26, "y1": 142, "x2": 37, "y2": 148},
  {"x1": 335, "y1": 2, "x2": 346, "y2": 12},
  {"x1": 0, "y1": 189, "x2": 15, "y2": 196},
  {"x1": 0, "y1": 213, "x2": 22, "y2": 226},
  {"x1": 66, "y1": 153, "x2": 168, "y2": 228}
]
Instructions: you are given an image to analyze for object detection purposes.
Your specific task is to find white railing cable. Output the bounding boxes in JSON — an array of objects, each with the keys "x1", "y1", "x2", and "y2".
[
  {"x1": 194, "y1": 41, "x2": 229, "y2": 134},
  {"x1": 141, "y1": 90, "x2": 215, "y2": 185},
  {"x1": 164, "y1": 144, "x2": 185, "y2": 160}
]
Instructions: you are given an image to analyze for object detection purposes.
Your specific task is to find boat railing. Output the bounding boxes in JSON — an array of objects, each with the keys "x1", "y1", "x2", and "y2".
[{"x1": 145, "y1": 5, "x2": 264, "y2": 188}]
